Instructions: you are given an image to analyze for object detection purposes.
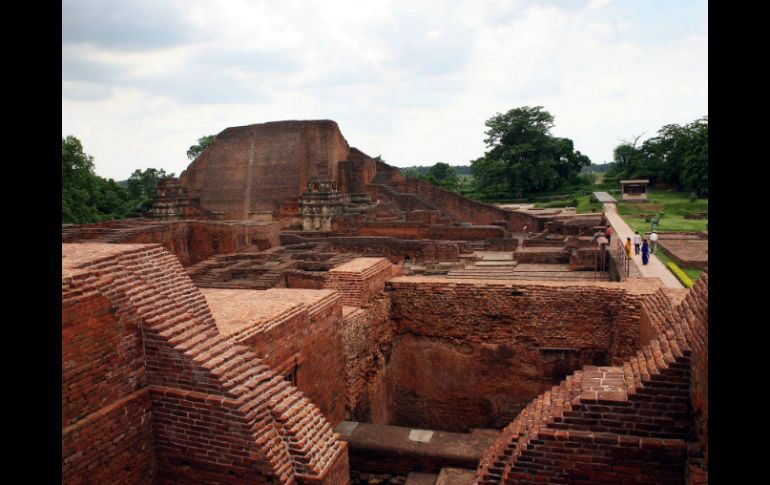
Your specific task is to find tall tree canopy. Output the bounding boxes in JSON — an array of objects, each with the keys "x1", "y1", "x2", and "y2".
[
  {"x1": 187, "y1": 135, "x2": 216, "y2": 160},
  {"x1": 608, "y1": 116, "x2": 707, "y2": 196},
  {"x1": 62, "y1": 136, "x2": 102, "y2": 223},
  {"x1": 62, "y1": 136, "x2": 174, "y2": 224},
  {"x1": 427, "y1": 162, "x2": 459, "y2": 190},
  {"x1": 471, "y1": 106, "x2": 591, "y2": 199}
]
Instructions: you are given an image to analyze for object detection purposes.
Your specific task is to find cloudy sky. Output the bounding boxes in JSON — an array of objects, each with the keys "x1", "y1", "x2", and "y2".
[{"x1": 62, "y1": 0, "x2": 707, "y2": 181}]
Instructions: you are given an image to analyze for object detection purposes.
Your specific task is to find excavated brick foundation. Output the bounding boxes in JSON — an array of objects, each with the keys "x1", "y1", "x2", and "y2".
[{"x1": 62, "y1": 245, "x2": 707, "y2": 484}]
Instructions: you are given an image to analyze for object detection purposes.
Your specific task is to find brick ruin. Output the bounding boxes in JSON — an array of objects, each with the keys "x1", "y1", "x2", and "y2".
[{"x1": 62, "y1": 120, "x2": 707, "y2": 484}]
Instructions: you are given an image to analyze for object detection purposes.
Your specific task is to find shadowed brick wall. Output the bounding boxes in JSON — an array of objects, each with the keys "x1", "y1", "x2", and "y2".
[
  {"x1": 62, "y1": 286, "x2": 156, "y2": 483},
  {"x1": 342, "y1": 296, "x2": 394, "y2": 423},
  {"x1": 385, "y1": 277, "x2": 659, "y2": 432}
]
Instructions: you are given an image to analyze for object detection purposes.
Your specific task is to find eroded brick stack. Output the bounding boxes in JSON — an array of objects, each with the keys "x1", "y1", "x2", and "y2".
[
  {"x1": 323, "y1": 258, "x2": 393, "y2": 306},
  {"x1": 62, "y1": 243, "x2": 349, "y2": 484},
  {"x1": 474, "y1": 272, "x2": 708, "y2": 484}
]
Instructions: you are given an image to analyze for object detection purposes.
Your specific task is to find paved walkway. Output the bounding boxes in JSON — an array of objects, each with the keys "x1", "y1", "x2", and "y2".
[
  {"x1": 593, "y1": 191, "x2": 617, "y2": 204},
  {"x1": 603, "y1": 203, "x2": 683, "y2": 288}
]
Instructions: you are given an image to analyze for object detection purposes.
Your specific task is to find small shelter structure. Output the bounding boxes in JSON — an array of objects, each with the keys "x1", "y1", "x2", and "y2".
[{"x1": 620, "y1": 179, "x2": 649, "y2": 201}]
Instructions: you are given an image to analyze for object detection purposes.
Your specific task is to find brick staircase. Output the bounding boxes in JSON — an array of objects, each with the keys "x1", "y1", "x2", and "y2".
[
  {"x1": 371, "y1": 184, "x2": 462, "y2": 224},
  {"x1": 475, "y1": 272, "x2": 708, "y2": 484}
]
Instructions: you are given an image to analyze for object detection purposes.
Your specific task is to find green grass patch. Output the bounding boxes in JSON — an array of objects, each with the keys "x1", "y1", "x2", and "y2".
[
  {"x1": 665, "y1": 261, "x2": 694, "y2": 288},
  {"x1": 617, "y1": 190, "x2": 708, "y2": 233},
  {"x1": 653, "y1": 250, "x2": 703, "y2": 282}
]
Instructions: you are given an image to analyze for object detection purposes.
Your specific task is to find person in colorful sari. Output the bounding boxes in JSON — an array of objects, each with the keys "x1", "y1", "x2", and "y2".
[
  {"x1": 625, "y1": 237, "x2": 632, "y2": 257},
  {"x1": 642, "y1": 239, "x2": 650, "y2": 265}
]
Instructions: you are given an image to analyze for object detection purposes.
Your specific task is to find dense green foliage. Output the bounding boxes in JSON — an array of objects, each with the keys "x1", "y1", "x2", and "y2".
[
  {"x1": 62, "y1": 136, "x2": 173, "y2": 224},
  {"x1": 187, "y1": 135, "x2": 216, "y2": 160},
  {"x1": 469, "y1": 106, "x2": 592, "y2": 200},
  {"x1": 607, "y1": 116, "x2": 707, "y2": 196}
]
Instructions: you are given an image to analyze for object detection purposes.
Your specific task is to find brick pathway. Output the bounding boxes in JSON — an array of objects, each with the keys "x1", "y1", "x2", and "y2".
[{"x1": 603, "y1": 203, "x2": 683, "y2": 288}]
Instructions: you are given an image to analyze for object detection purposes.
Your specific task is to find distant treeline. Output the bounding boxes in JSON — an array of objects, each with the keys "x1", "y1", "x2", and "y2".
[
  {"x1": 62, "y1": 135, "x2": 173, "y2": 224},
  {"x1": 582, "y1": 163, "x2": 614, "y2": 174},
  {"x1": 606, "y1": 116, "x2": 707, "y2": 197},
  {"x1": 400, "y1": 165, "x2": 471, "y2": 175}
]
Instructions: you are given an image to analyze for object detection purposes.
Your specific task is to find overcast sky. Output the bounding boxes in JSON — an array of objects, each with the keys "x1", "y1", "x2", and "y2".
[{"x1": 62, "y1": 0, "x2": 707, "y2": 181}]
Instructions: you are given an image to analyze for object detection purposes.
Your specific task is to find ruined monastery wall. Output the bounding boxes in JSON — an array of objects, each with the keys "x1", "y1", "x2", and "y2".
[
  {"x1": 62, "y1": 220, "x2": 280, "y2": 267},
  {"x1": 203, "y1": 288, "x2": 347, "y2": 425},
  {"x1": 384, "y1": 277, "x2": 656, "y2": 432},
  {"x1": 62, "y1": 243, "x2": 349, "y2": 485},
  {"x1": 323, "y1": 257, "x2": 393, "y2": 307},
  {"x1": 354, "y1": 221, "x2": 505, "y2": 241},
  {"x1": 180, "y1": 121, "x2": 351, "y2": 217},
  {"x1": 342, "y1": 296, "x2": 394, "y2": 424},
  {"x1": 62, "y1": 282, "x2": 156, "y2": 483},
  {"x1": 403, "y1": 178, "x2": 542, "y2": 231},
  {"x1": 474, "y1": 274, "x2": 708, "y2": 485}
]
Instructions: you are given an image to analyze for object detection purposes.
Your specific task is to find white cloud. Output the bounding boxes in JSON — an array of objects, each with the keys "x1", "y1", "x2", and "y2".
[{"x1": 62, "y1": 0, "x2": 707, "y2": 180}]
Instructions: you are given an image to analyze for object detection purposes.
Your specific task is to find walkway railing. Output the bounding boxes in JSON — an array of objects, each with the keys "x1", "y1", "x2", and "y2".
[
  {"x1": 615, "y1": 239, "x2": 630, "y2": 280},
  {"x1": 593, "y1": 244, "x2": 609, "y2": 281}
]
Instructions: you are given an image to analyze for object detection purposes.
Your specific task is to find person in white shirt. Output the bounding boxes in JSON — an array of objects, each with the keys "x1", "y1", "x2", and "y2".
[
  {"x1": 650, "y1": 231, "x2": 658, "y2": 254},
  {"x1": 633, "y1": 231, "x2": 642, "y2": 255}
]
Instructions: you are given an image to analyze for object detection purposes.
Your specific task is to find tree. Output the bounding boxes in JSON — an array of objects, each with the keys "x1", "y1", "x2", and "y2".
[
  {"x1": 471, "y1": 106, "x2": 591, "y2": 198},
  {"x1": 609, "y1": 116, "x2": 707, "y2": 193},
  {"x1": 427, "y1": 162, "x2": 459, "y2": 190},
  {"x1": 127, "y1": 168, "x2": 173, "y2": 202},
  {"x1": 62, "y1": 136, "x2": 100, "y2": 223},
  {"x1": 681, "y1": 117, "x2": 708, "y2": 197},
  {"x1": 187, "y1": 135, "x2": 216, "y2": 160}
]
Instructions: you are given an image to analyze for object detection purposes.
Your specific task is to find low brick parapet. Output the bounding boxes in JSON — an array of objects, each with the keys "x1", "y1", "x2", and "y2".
[{"x1": 324, "y1": 257, "x2": 393, "y2": 306}]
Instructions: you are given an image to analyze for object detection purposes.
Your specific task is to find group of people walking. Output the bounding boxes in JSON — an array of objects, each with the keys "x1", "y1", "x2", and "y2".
[{"x1": 623, "y1": 230, "x2": 658, "y2": 265}]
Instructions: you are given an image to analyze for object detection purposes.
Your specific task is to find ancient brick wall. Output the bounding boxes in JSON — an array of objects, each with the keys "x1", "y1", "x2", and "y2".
[
  {"x1": 338, "y1": 148, "x2": 378, "y2": 194},
  {"x1": 682, "y1": 273, "x2": 708, "y2": 476},
  {"x1": 180, "y1": 120, "x2": 351, "y2": 217},
  {"x1": 285, "y1": 269, "x2": 328, "y2": 289},
  {"x1": 62, "y1": 243, "x2": 349, "y2": 484},
  {"x1": 354, "y1": 221, "x2": 504, "y2": 241},
  {"x1": 329, "y1": 237, "x2": 462, "y2": 263},
  {"x1": 62, "y1": 267, "x2": 156, "y2": 483},
  {"x1": 513, "y1": 247, "x2": 570, "y2": 264},
  {"x1": 62, "y1": 389, "x2": 156, "y2": 484},
  {"x1": 62, "y1": 220, "x2": 280, "y2": 267},
  {"x1": 324, "y1": 258, "x2": 393, "y2": 307},
  {"x1": 384, "y1": 278, "x2": 656, "y2": 432},
  {"x1": 474, "y1": 273, "x2": 708, "y2": 485},
  {"x1": 186, "y1": 221, "x2": 279, "y2": 265},
  {"x1": 203, "y1": 288, "x2": 347, "y2": 425},
  {"x1": 405, "y1": 210, "x2": 439, "y2": 224},
  {"x1": 402, "y1": 178, "x2": 540, "y2": 231},
  {"x1": 342, "y1": 297, "x2": 394, "y2": 423}
]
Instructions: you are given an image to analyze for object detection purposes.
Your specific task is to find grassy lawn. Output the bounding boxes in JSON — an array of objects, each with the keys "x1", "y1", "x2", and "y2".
[
  {"x1": 653, "y1": 249, "x2": 703, "y2": 282},
  {"x1": 617, "y1": 190, "x2": 708, "y2": 233},
  {"x1": 534, "y1": 194, "x2": 603, "y2": 213}
]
